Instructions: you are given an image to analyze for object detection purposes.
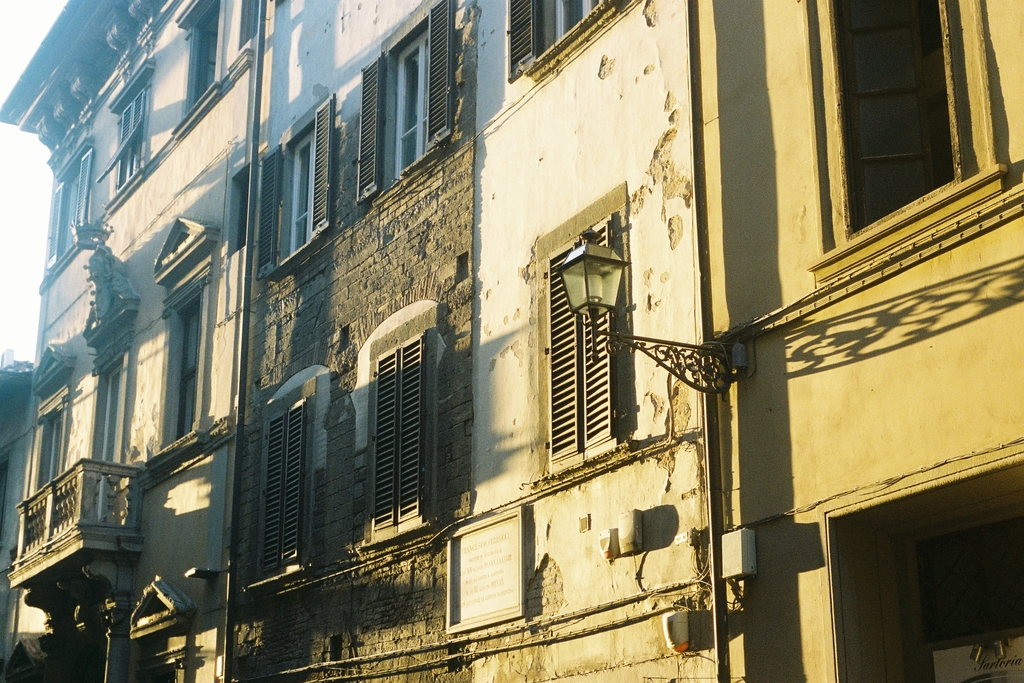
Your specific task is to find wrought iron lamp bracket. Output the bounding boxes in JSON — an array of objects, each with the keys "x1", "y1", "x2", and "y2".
[{"x1": 598, "y1": 329, "x2": 735, "y2": 395}]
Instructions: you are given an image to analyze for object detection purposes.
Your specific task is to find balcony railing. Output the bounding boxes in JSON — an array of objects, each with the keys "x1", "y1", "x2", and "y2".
[{"x1": 15, "y1": 459, "x2": 142, "y2": 565}]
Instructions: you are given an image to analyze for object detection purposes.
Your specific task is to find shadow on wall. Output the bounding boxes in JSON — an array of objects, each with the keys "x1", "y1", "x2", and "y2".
[
  {"x1": 785, "y1": 254, "x2": 1024, "y2": 377},
  {"x1": 710, "y1": 1, "x2": 806, "y2": 681}
]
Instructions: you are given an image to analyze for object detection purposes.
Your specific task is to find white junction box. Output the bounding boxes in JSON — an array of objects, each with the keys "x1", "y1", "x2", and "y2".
[{"x1": 722, "y1": 528, "x2": 756, "y2": 578}]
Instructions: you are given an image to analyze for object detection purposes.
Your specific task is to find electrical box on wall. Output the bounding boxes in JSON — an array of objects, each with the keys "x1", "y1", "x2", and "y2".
[
  {"x1": 599, "y1": 528, "x2": 619, "y2": 560},
  {"x1": 722, "y1": 528, "x2": 756, "y2": 578},
  {"x1": 662, "y1": 611, "x2": 689, "y2": 653},
  {"x1": 618, "y1": 509, "x2": 643, "y2": 554}
]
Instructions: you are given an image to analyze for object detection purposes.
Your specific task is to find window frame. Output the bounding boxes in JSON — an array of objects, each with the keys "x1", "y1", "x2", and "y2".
[
  {"x1": 46, "y1": 147, "x2": 94, "y2": 267},
  {"x1": 830, "y1": 0, "x2": 961, "y2": 236},
  {"x1": 186, "y1": 0, "x2": 221, "y2": 110},
  {"x1": 357, "y1": 0, "x2": 454, "y2": 202},
  {"x1": 258, "y1": 366, "x2": 329, "y2": 575},
  {"x1": 35, "y1": 394, "x2": 68, "y2": 492},
  {"x1": 370, "y1": 335, "x2": 427, "y2": 533},
  {"x1": 394, "y1": 32, "x2": 429, "y2": 177},
  {"x1": 94, "y1": 355, "x2": 127, "y2": 462},
  {"x1": 173, "y1": 294, "x2": 203, "y2": 441},
  {"x1": 507, "y1": 0, "x2": 608, "y2": 81},
  {"x1": 284, "y1": 131, "x2": 315, "y2": 259},
  {"x1": 115, "y1": 89, "x2": 148, "y2": 191},
  {"x1": 256, "y1": 95, "x2": 334, "y2": 276}
]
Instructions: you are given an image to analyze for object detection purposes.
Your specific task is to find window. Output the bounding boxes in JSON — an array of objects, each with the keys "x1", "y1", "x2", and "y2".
[
  {"x1": 187, "y1": 1, "x2": 220, "y2": 109},
  {"x1": 259, "y1": 366, "x2": 328, "y2": 572},
  {"x1": 115, "y1": 89, "x2": 147, "y2": 190},
  {"x1": 256, "y1": 96, "x2": 334, "y2": 274},
  {"x1": 547, "y1": 225, "x2": 613, "y2": 468},
  {"x1": 835, "y1": 0, "x2": 955, "y2": 229},
  {"x1": 509, "y1": 0, "x2": 598, "y2": 79},
  {"x1": 46, "y1": 148, "x2": 94, "y2": 266},
  {"x1": 286, "y1": 133, "x2": 314, "y2": 258},
  {"x1": 175, "y1": 297, "x2": 203, "y2": 440},
  {"x1": 94, "y1": 360, "x2": 125, "y2": 462},
  {"x1": 357, "y1": 0, "x2": 453, "y2": 201},
  {"x1": 37, "y1": 406, "x2": 65, "y2": 490},
  {"x1": 239, "y1": 0, "x2": 258, "y2": 48},
  {"x1": 262, "y1": 400, "x2": 305, "y2": 570},
  {"x1": 396, "y1": 34, "x2": 428, "y2": 175},
  {"x1": 230, "y1": 165, "x2": 250, "y2": 253},
  {"x1": 372, "y1": 337, "x2": 425, "y2": 530}
]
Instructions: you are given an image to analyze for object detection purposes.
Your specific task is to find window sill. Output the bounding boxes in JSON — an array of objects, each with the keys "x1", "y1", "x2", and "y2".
[
  {"x1": 366, "y1": 138, "x2": 456, "y2": 209},
  {"x1": 172, "y1": 83, "x2": 223, "y2": 143},
  {"x1": 142, "y1": 418, "x2": 232, "y2": 491},
  {"x1": 105, "y1": 168, "x2": 148, "y2": 215},
  {"x1": 356, "y1": 517, "x2": 435, "y2": 560},
  {"x1": 244, "y1": 563, "x2": 307, "y2": 595},
  {"x1": 811, "y1": 165, "x2": 1008, "y2": 286},
  {"x1": 260, "y1": 224, "x2": 330, "y2": 281},
  {"x1": 513, "y1": 0, "x2": 621, "y2": 83}
]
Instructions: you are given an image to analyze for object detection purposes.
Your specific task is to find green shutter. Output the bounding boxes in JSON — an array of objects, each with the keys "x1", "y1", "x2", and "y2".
[
  {"x1": 508, "y1": 0, "x2": 535, "y2": 80},
  {"x1": 262, "y1": 413, "x2": 285, "y2": 569},
  {"x1": 357, "y1": 57, "x2": 385, "y2": 202},
  {"x1": 256, "y1": 148, "x2": 281, "y2": 276},
  {"x1": 76, "y1": 149, "x2": 93, "y2": 227},
  {"x1": 311, "y1": 96, "x2": 334, "y2": 232},
  {"x1": 373, "y1": 350, "x2": 399, "y2": 527},
  {"x1": 280, "y1": 402, "x2": 304, "y2": 561},
  {"x1": 427, "y1": 0, "x2": 454, "y2": 145}
]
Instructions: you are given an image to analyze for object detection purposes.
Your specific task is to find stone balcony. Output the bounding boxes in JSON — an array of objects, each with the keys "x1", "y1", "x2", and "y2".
[{"x1": 10, "y1": 459, "x2": 143, "y2": 587}]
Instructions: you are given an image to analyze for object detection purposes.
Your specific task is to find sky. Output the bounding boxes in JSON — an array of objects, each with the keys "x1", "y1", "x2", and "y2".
[{"x1": 0, "y1": 1, "x2": 71, "y2": 364}]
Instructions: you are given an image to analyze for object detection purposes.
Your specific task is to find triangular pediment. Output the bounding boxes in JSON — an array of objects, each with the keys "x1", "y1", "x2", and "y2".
[
  {"x1": 33, "y1": 345, "x2": 76, "y2": 398},
  {"x1": 154, "y1": 217, "x2": 220, "y2": 287},
  {"x1": 130, "y1": 578, "x2": 197, "y2": 639},
  {"x1": 6, "y1": 638, "x2": 45, "y2": 683}
]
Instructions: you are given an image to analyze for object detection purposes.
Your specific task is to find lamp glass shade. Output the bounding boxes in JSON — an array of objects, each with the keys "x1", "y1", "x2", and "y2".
[{"x1": 557, "y1": 243, "x2": 627, "y2": 315}]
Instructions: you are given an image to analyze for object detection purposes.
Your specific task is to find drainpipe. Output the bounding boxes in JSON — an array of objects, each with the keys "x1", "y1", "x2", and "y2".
[
  {"x1": 224, "y1": 0, "x2": 268, "y2": 681},
  {"x1": 687, "y1": 2, "x2": 731, "y2": 682}
]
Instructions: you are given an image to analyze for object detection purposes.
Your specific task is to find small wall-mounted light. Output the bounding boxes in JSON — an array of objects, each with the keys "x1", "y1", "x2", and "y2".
[
  {"x1": 185, "y1": 567, "x2": 221, "y2": 580},
  {"x1": 599, "y1": 528, "x2": 619, "y2": 561}
]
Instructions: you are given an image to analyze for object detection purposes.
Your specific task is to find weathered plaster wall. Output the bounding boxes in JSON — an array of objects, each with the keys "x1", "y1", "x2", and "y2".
[{"x1": 471, "y1": 0, "x2": 714, "y2": 680}]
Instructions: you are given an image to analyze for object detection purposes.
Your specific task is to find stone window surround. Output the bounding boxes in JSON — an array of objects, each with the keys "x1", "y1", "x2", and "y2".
[{"x1": 353, "y1": 300, "x2": 446, "y2": 546}]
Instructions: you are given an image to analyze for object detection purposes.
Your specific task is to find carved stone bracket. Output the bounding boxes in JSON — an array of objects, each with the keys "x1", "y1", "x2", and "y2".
[{"x1": 83, "y1": 243, "x2": 140, "y2": 358}]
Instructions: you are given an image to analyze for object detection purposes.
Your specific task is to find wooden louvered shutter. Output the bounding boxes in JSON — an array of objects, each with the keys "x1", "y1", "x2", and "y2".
[
  {"x1": 508, "y1": 0, "x2": 535, "y2": 81},
  {"x1": 426, "y1": 0, "x2": 453, "y2": 145},
  {"x1": 262, "y1": 413, "x2": 285, "y2": 568},
  {"x1": 373, "y1": 350, "x2": 399, "y2": 527},
  {"x1": 397, "y1": 338, "x2": 424, "y2": 522},
  {"x1": 75, "y1": 149, "x2": 93, "y2": 226},
  {"x1": 549, "y1": 226, "x2": 612, "y2": 465},
  {"x1": 47, "y1": 184, "x2": 64, "y2": 265},
  {"x1": 280, "y1": 402, "x2": 304, "y2": 561},
  {"x1": 311, "y1": 96, "x2": 334, "y2": 232},
  {"x1": 256, "y1": 148, "x2": 281, "y2": 276},
  {"x1": 262, "y1": 401, "x2": 305, "y2": 569},
  {"x1": 357, "y1": 57, "x2": 385, "y2": 202},
  {"x1": 373, "y1": 337, "x2": 425, "y2": 528}
]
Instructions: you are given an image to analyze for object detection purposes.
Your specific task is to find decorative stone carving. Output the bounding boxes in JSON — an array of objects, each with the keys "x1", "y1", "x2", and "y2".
[
  {"x1": 52, "y1": 95, "x2": 78, "y2": 128},
  {"x1": 104, "y1": 9, "x2": 139, "y2": 56},
  {"x1": 84, "y1": 244, "x2": 140, "y2": 335},
  {"x1": 130, "y1": 579, "x2": 197, "y2": 639},
  {"x1": 128, "y1": 0, "x2": 157, "y2": 22},
  {"x1": 74, "y1": 221, "x2": 110, "y2": 251},
  {"x1": 34, "y1": 345, "x2": 76, "y2": 399},
  {"x1": 34, "y1": 113, "x2": 66, "y2": 150},
  {"x1": 69, "y1": 62, "x2": 102, "y2": 105}
]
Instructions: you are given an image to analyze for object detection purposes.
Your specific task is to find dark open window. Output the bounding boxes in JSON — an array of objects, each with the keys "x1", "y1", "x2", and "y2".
[
  {"x1": 239, "y1": 0, "x2": 258, "y2": 48},
  {"x1": 37, "y1": 407, "x2": 65, "y2": 490},
  {"x1": 116, "y1": 89, "x2": 147, "y2": 190},
  {"x1": 373, "y1": 337, "x2": 425, "y2": 530},
  {"x1": 836, "y1": 0, "x2": 955, "y2": 229},
  {"x1": 47, "y1": 148, "x2": 94, "y2": 266},
  {"x1": 187, "y1": 1, "x2": 220, "y2": 108},
  {"x1": 175, "y1": 297, "x2": 202, "y2": 439}
]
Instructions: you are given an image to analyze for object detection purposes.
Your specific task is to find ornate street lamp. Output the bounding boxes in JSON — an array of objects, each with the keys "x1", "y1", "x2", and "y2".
[{"x1": 556, "y1": 231, "x2": 747, "y2": 394}]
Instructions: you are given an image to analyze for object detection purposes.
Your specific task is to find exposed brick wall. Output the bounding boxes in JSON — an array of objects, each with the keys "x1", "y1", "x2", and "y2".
[{"x1": 234, "y1": 7, "x2": 478, "y2": 678}]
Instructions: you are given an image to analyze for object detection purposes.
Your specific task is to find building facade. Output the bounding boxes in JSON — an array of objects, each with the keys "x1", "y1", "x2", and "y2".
[
  {"x1": 0, "y1": 0, "x2": 260, "y2": 681},
  {"x1": 5, "y1": 0, "x2": 1023, "y2": 682},
  {"x1": 698, "y1": 0, "x2": 1024, "y2": 681}
]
